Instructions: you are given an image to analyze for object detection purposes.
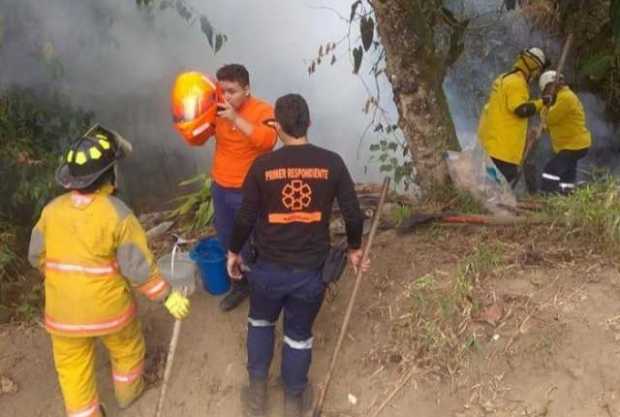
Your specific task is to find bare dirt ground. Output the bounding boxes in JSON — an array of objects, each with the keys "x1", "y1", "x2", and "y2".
[{"x1": 2, "y1": 224, "x2": 620, "y2": 417}]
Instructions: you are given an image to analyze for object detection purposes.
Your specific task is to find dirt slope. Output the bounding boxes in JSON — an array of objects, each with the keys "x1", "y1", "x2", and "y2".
[{"x1": 2, "y1": 226, "x2": 620, "y2": 417}]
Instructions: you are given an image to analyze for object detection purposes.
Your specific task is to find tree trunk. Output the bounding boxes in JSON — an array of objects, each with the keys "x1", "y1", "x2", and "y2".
[{"x1": 373, "y1": 0, "x2": 460, "y2": 193}]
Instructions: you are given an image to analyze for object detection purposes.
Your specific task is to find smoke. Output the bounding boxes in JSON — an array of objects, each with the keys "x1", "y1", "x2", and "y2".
[
  {"x1": 2, "y1": 0, "x2": 618, "y2": 209},
  {"x1": 444, "y1": 0, "x2": 619, "y2": 184},
  {"x1": 1, "y1": 0, "x2": 391, "y2": 209}
]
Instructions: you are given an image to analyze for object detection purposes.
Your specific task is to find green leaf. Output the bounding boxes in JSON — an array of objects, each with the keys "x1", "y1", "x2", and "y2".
[
  {"x1": 379, "y1": 164, "x2": 394, "y2": 172},
  {"x1": 360, "y1": 16, "x2": 374, "y2": 51},
  {"x1": 369, "y1": 144, "x2": 380, "y2": 151},
  {"x1": 215, "y1": 33, "x2": 224, "y2": 53},
  {"x1": 178, "y1": 173, "x2": 207, "y2": 186},
  {"x1": 200, "y1": 14, "x2": 214, "y2": 48},
  {"x1": 352, "y1": 46, "x2": 363, "y2": 74},
  {"x1": 579, "y1": 54, "x2": 614, "y2": 81}
]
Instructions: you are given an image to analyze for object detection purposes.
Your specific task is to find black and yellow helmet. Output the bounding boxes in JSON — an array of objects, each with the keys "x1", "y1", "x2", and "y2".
[{"x1": 55, "y1": 125, "x2": 129, "y2": 190}]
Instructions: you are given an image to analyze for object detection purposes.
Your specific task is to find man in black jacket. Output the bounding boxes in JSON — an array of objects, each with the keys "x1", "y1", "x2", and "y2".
[{"x1": 227, "y1": 94, "x2": 367, "y2": 417}]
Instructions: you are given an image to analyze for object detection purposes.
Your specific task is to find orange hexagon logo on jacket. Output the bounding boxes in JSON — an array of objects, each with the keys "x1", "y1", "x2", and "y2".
[{"x1": 282, "y1": 180, "x2": 312, "y2": 211}]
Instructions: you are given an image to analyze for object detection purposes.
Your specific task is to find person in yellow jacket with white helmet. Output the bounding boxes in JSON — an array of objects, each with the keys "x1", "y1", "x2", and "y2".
[
  {"x1": 28, "y1": 125, "x2": 190, "y2": 417},
  {"x1": 538, "y1": 70, "x2": 592, "y2": 194},
  {"x1": 478, "y1": 47, "x2": 548, "y2": 183}
]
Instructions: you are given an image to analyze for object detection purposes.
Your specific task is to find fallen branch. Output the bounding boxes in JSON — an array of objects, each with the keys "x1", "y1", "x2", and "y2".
[{"x1": 368, "y1": 366, "x2": 425, "y2": 417}]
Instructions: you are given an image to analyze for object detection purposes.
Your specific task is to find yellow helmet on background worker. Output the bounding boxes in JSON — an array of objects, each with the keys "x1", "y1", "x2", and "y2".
[
  {"x1": 514, "y1": 47, "x2": 546, "y2": 80},
  {"x1": 539, "y1": 70, "x2": 564, "y2": 92},
  {"x1": 171, "y1": 71, "x2": 220, "y2": 146},
  {"x1": 55, "y1": 124, "x2": 130, "y2": 190}
]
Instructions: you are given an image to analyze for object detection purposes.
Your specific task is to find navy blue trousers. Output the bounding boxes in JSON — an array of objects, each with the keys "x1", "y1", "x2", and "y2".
[
  {"x1": 211, "y1": 182, "x2": 250, "y2": 290},
  {"x1": 246, "y1": 260, "x2": 325, "y2": 395},
  {"x1": 540, "y1": 148, "x2": 588, "y2": 194},
  {"x1": 211, "y1": 182, "x2": 243, "y2": 253}
]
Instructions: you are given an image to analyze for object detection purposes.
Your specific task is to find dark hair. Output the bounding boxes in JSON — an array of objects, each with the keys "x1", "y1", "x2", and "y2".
[
  {"x1": 75, "y1": 168, "x2": 116, "y2": 194},
  {"x1": 216, "y1": 64, "x2": 250, "y2": 87},
  {"x1": 274, "y1": 94, "x2": 310, "y2": 138}
]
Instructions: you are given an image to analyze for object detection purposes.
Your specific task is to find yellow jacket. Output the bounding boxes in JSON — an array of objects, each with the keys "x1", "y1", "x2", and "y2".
[
  {"x1": 541, "y1": 86, "x2": 592, "y2": 153},
  {"x1": 478, "y1": 71, "x2": 543, "y2": 165},
  {"x1": 28, "y1": 185, "x2": 170, "y2": 337}
]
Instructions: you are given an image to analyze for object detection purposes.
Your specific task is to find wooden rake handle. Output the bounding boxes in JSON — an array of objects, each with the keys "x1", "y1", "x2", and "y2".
[{"x1": 312, "y1": 176, "x2": 391, "y2": 417}]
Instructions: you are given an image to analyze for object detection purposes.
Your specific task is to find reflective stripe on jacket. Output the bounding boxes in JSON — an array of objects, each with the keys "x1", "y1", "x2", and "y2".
[
  {"x1": 478, "y1": 71, "x2": 542, "y2": 165},
  {"x1": 28, "y1": 185, "x2": 170, "y2": 337},
  {"x1": 541, "y1": 86, "x2": 592, "y2": 153}
]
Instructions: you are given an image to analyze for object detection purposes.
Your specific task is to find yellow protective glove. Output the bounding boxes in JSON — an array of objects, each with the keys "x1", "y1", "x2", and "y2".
[{"x1": 164, "y1": 291, "x2": 190, "y2": 320}]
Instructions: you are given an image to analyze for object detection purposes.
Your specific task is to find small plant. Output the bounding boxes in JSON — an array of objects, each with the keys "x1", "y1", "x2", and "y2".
[
  {"x1": 390, "y1": 204, "x2": 412, "y2": 225},
  {"x1": 168, "y1": 173, "x2": 215, "y2": 232},
  {"x1": 405, "y1": 242, "x2": 504, "y2": 373},
  {"x1": 368, "y1": 130, "x2": 415, "y2": 191},
  {"x1": 460, "y1": 242, "x2": 504, "y2": 279},
  {"x1": 543, "y1": 174, "x2": 620, "y2": 249},
  {"x1": 0, "y1": 219, "x2": 43, "y2": 323}
]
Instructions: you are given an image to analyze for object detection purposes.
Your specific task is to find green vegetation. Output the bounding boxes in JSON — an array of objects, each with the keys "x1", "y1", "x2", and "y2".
[
  {"x1": 407, "y1": 242, "x2": 505, "y2": 372},
  {"x1": 168, "y1": 173, "x2": 215, "y2": 233},
  {"x1": 0, "y1": 86, "x2": 92, "y2": 322},
  {"x1": 523, "y1": 0, "x2": 620, "y2": 117},
  {"x1": 543, "y1": 174, "x2": 620, "y2": 249}
]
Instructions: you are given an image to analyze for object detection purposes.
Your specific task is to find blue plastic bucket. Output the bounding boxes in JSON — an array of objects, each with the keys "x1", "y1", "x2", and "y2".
[{"x1": 189, "y1": 237, "x2": 231, "y2": 295}]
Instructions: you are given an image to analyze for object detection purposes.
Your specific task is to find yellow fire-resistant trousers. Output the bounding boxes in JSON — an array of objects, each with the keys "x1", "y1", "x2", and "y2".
[{"x1": 51, "y1": 319, "x2": 146, "y2": 417}]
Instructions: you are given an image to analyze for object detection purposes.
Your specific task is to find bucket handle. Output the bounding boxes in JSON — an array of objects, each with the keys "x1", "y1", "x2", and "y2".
[{"x1": 169, "y1": 234, "x2": 198, "y2": 296}]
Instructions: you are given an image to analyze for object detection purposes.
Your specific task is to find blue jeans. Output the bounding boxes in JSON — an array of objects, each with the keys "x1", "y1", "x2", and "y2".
[
  {"x1": 211, "y1": 182, "x2": 243, "y2": 252},
  {"x1": 212, "y1": 182, "x2": 251, "y2": 292},
  {"x1": 246, "y1": 260, "x2": 325, "y2": 395}
]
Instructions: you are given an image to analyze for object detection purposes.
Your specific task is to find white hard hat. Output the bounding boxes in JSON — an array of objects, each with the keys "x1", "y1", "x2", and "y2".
[
  {"x1": 539, "y1": 70, "x2": 563, "y2": 91},
  {"x1": 524, "y1": 47, "x2": 546, "y2": 68}
]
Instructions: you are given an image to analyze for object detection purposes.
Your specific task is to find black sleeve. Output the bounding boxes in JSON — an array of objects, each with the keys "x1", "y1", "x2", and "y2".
[
  {"x1": 229, "y1": 162, "x2": 261, "y2": 254},
  {"x1": 335, "y1": 157, "x2": 364, "y2": 249},
  {"x1": 514, "y1": 102, "x2": 537, "y2": 118}
]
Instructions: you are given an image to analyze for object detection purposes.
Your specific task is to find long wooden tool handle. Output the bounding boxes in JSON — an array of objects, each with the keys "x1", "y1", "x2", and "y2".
[
  {"x1": 522, "y1": 34, "x2": 574, "y2": 165},
  {"x1": 154, "y1": 261, "x2": 188, "y2": 417},
  {"x1": 154, "y1": 318, "x2": 183, "y2": 417},
  {"x1": 312, "y1": 176, "x2": 391, "y2": 417}
]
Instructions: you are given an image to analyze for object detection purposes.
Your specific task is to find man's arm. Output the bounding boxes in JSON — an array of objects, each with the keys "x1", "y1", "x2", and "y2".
[
  {"x1": 219, "y1": 102, "x2": 277, "y2": 150},
  {"x1": 545, "y1": 92, "x2": 571, "y2": 128},
  {"x1": 115, "y1": 213, "x2": 171, "y2": 302},
  {"x1": 504, "y1": 76, "x2": 543, "y2": 118},
  {"x1": 229, "y1": 162, "x2": 262, "y2": 255},
  {"x1": 335, "y1": 157, "x2": 364, "y2": 250},
  {"x1": 28, "y1": 212, "x2": 46, "y2": 272},
  {"x1": 334, "y1": 157, "x2": 368, "y2": 272}
]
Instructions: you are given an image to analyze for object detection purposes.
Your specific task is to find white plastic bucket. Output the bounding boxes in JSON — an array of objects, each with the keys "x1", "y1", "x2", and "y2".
[{"x1": 157, "y1": 251, "x2": 197, "y2": 296}]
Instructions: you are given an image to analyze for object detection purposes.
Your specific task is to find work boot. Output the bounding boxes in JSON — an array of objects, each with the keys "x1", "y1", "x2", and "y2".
[
  {"x1": 219, "y1": 279, "x2": 249, "y2": 312},
  {"x1": 284, "y1": 385, "x2": 313, "y2": 417},
  {"x1": 241, "y1": 378, "x2": 268, "y2": 417}
]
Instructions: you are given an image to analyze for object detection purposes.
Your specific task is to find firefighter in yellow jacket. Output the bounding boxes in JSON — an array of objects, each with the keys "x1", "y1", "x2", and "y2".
[
  {"x1": 478, "y1": 47, "x2": 547, "y2": 183},
  {"x1": 28, "y1": 125, "x2": 190, "y2": 417},
  {"x1": 538, "y1": 71, "x2": 592, "y2": 194}
]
